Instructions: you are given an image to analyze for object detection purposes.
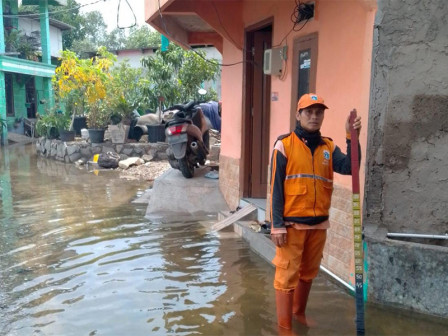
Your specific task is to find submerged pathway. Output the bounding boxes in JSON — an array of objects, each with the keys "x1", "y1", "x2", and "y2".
[{"x1": 1, "y1": 144, "x2": 447, "y2": 336}]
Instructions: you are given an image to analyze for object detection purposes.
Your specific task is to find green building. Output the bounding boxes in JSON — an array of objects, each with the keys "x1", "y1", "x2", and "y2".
[{"x1": 0, "y1": 0, "x2": 70, "y2": 144}]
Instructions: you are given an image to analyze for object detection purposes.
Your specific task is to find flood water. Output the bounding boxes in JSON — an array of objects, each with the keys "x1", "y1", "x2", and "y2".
[{"x1": 1, "y1": 144, "x2": 447, "y2": 336}]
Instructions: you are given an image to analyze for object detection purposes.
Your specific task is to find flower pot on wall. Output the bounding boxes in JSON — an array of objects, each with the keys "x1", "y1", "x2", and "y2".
[
  {"x1": 88, "y1": 129, "x2": 105, "y2": 143},
  {"x1": 47, "y1": 126, "x2": 59, "y2": 139},
  {"x1": 147, "y1": 124, "x2": 165, "y2": 143},
  {"x1": 59, "y1": 129, "x2": 75, "y2": 142}
]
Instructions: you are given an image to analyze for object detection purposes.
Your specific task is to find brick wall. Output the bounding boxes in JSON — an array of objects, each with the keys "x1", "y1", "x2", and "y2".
[
  {"x1": 219, "y1": 155, "x2": 241, "y2": 210},
  {"x1": 322, "y1": 184, "x2": 355, "y2": 284}
]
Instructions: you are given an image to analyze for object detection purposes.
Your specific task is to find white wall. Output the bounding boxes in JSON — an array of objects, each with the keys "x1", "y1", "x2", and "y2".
[
  {"x1": 18, "y1": 18, "x2": 64, "y2": 58},
  {"x1": 114, "y1": 49, "x2": 155, "y2": 68}
]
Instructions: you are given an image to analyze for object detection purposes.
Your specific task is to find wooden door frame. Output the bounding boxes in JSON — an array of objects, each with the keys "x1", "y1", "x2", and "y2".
[
  {"x1": 290, "y1": 33, "x2": 318, "y2": 130},
  {"x1": 241, "y1": 18, "x2": 273, "y2": 198}
]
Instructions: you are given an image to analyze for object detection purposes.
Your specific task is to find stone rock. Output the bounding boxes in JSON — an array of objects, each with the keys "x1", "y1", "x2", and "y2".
[
  {"x1": 142, "y1": 154, "x2": 154, "y2": 162},
  {"x1": 92, "y1": 145, "x2": 102, "y2": 154},
  {"x1": 57, "y1": 142, "x2": 67, "y2": 159},
  {"x1": 122, "y1": 146, "x2": 134, "y2": 156},
  {"x1": 147, "y1": 148, "x2": 157, "y2": 158},
  {"x1": 119, "y1": 157, "x2": 145, "y2": 169},
  {"x1": 98, "y1": 152, "x2": 121, "y2": 169},
  {"x1": 44, "y1": 139, "x2": 51, "y2": 155},
  {"x1": 50, "y1": 144, "x2": 57, "y2": 157},
  {"x1": 67, "y1": 144, "x2": 79, "y2": 156},
  {"x1": 69, "y1": 152, "x2": 82, "y2": 163},
  {"x1": 156, "y1": 151, "x2": 168, "y2": 161},
  {"x1": 80, "y1": 147, "x2": 93, "y2": 158}
]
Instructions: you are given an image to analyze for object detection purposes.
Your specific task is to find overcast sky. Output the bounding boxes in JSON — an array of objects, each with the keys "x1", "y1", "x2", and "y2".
[{"x1": 77, "y1": 0, "x2": 146, "y2": 31}]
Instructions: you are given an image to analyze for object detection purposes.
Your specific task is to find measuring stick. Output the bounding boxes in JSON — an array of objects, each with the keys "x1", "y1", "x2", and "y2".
[{"x1": 350, "y1": 109, "x2": 365, "y2": 335}]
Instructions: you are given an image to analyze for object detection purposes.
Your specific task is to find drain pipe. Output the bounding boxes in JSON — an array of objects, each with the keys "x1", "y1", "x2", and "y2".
[{"x1": 387, "y1": 233, "x2": 448, "y2": 240}]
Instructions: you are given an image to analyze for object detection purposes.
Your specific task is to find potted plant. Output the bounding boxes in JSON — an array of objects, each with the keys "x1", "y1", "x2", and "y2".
[
  {"x1": 59, "y1": 110, "x2": 76, "y2": 142},
  {"x1": 35, "y1": 110, "x2": 72, "y2": 140},
  {"x1": 86, "y1": 102, "x2": 111, "y2": 143},
  {"x1": 53, "y1": 47, "x2": 116, "y2": 143},
  {"x1": 105, "y1": 61, "x2": 149, "y2": 143}
]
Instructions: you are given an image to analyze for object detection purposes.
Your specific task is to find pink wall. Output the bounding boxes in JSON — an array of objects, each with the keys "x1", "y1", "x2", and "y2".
[
  {"x1": 219, "y1": 0, "x2": 375, "y2": 192},
  {"x1": 315, "y1": 1, "x2": 375, "y2": 190},
  {"x1": 220, "y1": 40, "x2": 244, "y2": 158},
  {"x1": 144, "y1": 0, "x2": 376, "y2": 196}
]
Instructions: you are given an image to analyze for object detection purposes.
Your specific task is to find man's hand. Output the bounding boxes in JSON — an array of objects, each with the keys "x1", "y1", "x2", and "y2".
[
  {"x1": 345, "y1": 113, "x2": 362, "y2": 136},
  {"x1": 271, "y1": 233, "x2": 287, "y2": 247}
]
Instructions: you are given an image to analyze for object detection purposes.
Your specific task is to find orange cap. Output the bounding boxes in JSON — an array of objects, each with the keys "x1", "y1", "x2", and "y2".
[{"x1": 297, "y1": 93, "x2": 328, "y2": 110}]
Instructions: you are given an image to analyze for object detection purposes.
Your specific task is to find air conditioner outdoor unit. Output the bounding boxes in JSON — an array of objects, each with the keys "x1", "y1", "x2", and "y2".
[{"x1": 263, "y1": 46, "x2": 287, "y2": 76}]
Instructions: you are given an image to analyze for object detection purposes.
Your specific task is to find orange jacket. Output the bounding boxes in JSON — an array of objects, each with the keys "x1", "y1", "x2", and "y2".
[
  {"x1": 270, "y1": 130, "x2": 357, "y2": 230},
  {"x1": 282, "y1": 135, "x2": 334, "y2": 218}
]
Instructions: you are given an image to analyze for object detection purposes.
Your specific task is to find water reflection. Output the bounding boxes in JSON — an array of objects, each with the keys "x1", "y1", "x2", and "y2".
[{"x1": 1, "y1": 145, "x2": 447, "y2": 336}]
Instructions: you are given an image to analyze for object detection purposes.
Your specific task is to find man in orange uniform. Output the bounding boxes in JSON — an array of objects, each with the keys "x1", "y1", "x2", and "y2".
[{"x1": 270, "y1": 93, "x2": 362, "y2": 331}]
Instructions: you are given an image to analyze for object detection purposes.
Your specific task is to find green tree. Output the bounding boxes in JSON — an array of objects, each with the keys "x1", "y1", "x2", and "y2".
[
  {"x1": 141, "y1": 44, "x2": 219, "y2": 111},
  {"x1": 103, "y1": 28, "x2": 126, "y2": 51},
  {"x1": 71, "y1": 38, "x2": 96, "y2": 58},
  {"x1": 125, "y1": 26, "x2": 161, "y2": 49},
  {"x1": 53, "y1": 47, "x2": 116, "y2": 128},
  {"x1": 83, "y1": 11, "x2": 107, "y2": 46},
  {"x1": 51, "y1": 0, "x2": 86, "y2": 50},
  {"x1": 108, "y1": 61, "x2": 150, "y2": 118}
]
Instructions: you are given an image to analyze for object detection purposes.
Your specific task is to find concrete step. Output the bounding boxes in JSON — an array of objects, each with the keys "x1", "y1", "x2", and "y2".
[{"x1": 239, "y1": 198, "x2": 268, "y2": 223}]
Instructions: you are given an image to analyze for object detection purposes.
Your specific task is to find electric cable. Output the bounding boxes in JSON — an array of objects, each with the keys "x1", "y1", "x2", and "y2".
[
  {"x1": 3, "y1": 0, "x2": 111, "y2": 18},
  {"x1": 116, "y1": 0, "x2": 137, "y2": 29},
  {"x1": 273, "y1": 0, "x2": 311, "y2": 48}
]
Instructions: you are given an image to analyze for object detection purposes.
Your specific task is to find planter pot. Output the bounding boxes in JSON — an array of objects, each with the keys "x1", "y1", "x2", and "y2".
[
  {"x1": 59, "y1": 129, "x2": 75, "y2": 142},
  {"x1": 108, "y1": 124, "x2": 130, "y2": 144},
  {"x1": 88, "y1": 129, "x2": 105, "y2": 143},
  {"x1": 147, "y1": 124, "x2": 166, "y2": 143},
  {"x1": 47, "y1": 126, "x2": 59, "y2": 139},
  {"x1": 73, "y1": 116, "x2": 87, "y2": 136}
]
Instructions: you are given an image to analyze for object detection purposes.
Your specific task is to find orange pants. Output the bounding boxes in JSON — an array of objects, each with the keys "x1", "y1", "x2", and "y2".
[{"x1": 272, "y1": 228, "x2": 327, "y2": 291}]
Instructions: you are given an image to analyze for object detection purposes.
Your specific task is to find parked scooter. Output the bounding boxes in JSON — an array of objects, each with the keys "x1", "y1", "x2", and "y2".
[{"x1": 165, "y1": 101, "x2": 210, "y2": 178}]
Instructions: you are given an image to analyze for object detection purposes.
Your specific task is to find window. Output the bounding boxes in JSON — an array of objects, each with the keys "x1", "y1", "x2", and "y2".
[
  {"x1": 298, "y1": 49, "x2": 311, "y2": 98},
  {"x1": 290, "y1": 33, "x2": 318, "y2": 128}
]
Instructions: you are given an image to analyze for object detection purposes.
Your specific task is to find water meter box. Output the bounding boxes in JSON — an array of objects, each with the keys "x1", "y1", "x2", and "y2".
[{"x1": 263, "y1": 46, "x2": 287, "y2": 76}]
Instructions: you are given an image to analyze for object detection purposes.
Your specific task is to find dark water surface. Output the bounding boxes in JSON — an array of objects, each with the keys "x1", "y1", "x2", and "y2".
[{"x1": 1, "y1": 145, "x2": 447, "y2": 336}]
